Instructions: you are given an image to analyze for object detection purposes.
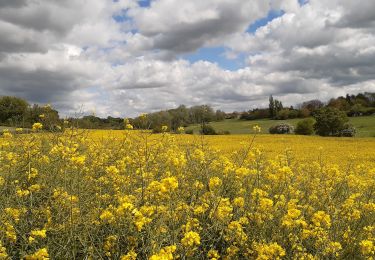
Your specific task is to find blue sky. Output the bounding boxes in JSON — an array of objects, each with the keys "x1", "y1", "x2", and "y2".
[
  {"x1": 180, "y1": 9, "x2": 285, "y2": 71},
  {"x1": 138, "y1": 0, "x2": 151, "y2": 7},
  {"x1": 1, "y1": 0, "x2": 373, "y2": 117},
  {"x1": 115, "y1": 1, "x2": 289, "y2": 71},
  {"x1": 112, "y1": 1, "x2": 301, "y2": 71}
]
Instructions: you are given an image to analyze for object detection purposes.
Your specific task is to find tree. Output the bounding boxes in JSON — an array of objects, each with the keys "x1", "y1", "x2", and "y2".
[
  {"x1": 300, "y1": 99, "x2": 324, "y2": 115},
  {"x1": 169, "y1": 105, "x2": 189, "y2": 131},
  {"x1": 313, "y1": 107, "x2": 349, "y2": 136},
  {"x1": 215, "y1": 110, "x2": 226, "y2": 121},
  {"x1": 0, "y1": 96, "x2": 29, "y2": 125},
  {"x1": 274, "y1": 99, "x2": 283, "y2": 112},
  {"x1": 327, "y1": 97, "x2": 350, "y2": 111},
  {"x1": 200, "y1": 124, "x2": 217, "y2": 135},
  {"x1": 189, "y1": 105, "x2": 215, "y2": 128},
  {"x1": 269, "y1": 95, "x2": 283, "y2": 119},
  {"x1": 295, "y1": 118, "x2": 315, "y2": 135},
  {"x1": 269, "y1": 95, "x2": 275, "y2": 118}
]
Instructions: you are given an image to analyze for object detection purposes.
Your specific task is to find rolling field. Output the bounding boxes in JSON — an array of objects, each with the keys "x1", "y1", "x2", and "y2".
[
  {"x1": 0, "y1": 128, "x2": 374, "y2": 259},
  {"x1": 91, "y1": 129, "x2": 375, "y2": 166},
  {"x1": 185, "y1": 116, "x2": 375, "y2": 137}
]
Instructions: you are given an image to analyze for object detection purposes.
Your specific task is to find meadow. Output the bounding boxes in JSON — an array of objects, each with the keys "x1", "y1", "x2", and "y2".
[
  {"x1": 185, "y1": 116, "x2": 375, "y2": 137},
  {"x1": 0, "y1": 126, "x2": 374, "y2": 259}
]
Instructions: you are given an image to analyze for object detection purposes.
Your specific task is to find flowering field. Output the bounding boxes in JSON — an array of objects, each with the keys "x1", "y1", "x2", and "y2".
[{"x1": 0, "y1": 128, "x2": 374, "y2": 259}]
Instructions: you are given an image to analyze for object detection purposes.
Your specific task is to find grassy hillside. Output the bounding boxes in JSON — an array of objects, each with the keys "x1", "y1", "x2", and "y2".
[{"x1": 185, "y1": 116, "x2": 375, "y2": 137}]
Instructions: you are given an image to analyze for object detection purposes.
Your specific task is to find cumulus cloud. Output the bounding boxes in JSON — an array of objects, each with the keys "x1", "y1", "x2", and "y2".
[
  {"x1": 0, "y1": 0, "x2": 374, "y2": 117},
  {"x1": 127, "y1": 0, "x2": 271, "y2": 56}
]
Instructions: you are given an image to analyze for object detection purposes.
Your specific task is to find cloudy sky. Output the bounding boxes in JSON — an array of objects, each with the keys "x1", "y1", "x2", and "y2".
[{"x1": 0, "y1": 0, "x2": 374, "y2": 117}]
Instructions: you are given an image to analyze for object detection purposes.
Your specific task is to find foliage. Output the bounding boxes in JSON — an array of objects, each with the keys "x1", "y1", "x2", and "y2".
[
  {"x1": 131, "y1": 105, "x2": 224, "y2": 131},
  {"x1": 269, "y1": 123, "x2": 294, "y2": 134},
  {"x1": 0, "y1": 96, "x2": 29, "y2": 124},
  {"x1": 295, "y1": 118, "x2": 315, "y2": 135},
  {"x1": 269, "y1": 95, "x2": 283, "y2": 119},
  {"x1": 240, "y1": 108, "x2": 270, "y2": 120},
  {"x1": 0, "y1": 129, "x2": 374, "y2": 259},
  {"x1": 0, "y1": 97, "x2": 61, "y2": 129},
  {"x1": 338, "y1": 123, "x2": 356, "y2": 137},
  {"x1": 313, "y1": 107, "x2": 349, "y2": 136},
  {"x1": 199, "y1": 124, "x2": 217, "y2": 135},
  {"x1": 185, "y1": 129, "x2": 194, "y2": 135},
  {"x1": 275, "y1": 108, "x2": 300, "y2": 120},
  {"x1": 300, "y1": 100, "x2": 324, "y2": 116},
  {"x1": 26, "y1": 104, "x2": 60, "y2": 131}
]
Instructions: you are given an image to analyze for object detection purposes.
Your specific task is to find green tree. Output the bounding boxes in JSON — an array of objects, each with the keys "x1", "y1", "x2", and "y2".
[
  {"x1": 269, "y1": 95, "x2": 275, "y2": 118},
  {"x1": 295, "y1": 118, "x2": 315, "y2": 135},
  {"x1": 24, "y1": 104, "x2": 60, "y2": 130},
  {"x1": 269, "y1": 95, "x2": 283, "y2": 119},
  {"x1": 0, "y1": 96, "x2": 29, "y2": 125},
  {"x1": 313, "y1": 107, "x2": 349, "y2": 136}
]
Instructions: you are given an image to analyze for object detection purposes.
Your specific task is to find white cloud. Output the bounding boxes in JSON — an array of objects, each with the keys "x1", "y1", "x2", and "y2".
[
  {"x1": 127, "y1": 0, "x2": 270, "y2": 55},
  {"x1": 0, "y1": 0, "x2": 374, "y2": 117}
]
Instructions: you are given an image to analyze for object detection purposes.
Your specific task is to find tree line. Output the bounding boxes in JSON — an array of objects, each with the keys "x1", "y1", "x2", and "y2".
[
  {"x1": 0, "y1": 96, "x2": 60, "y2": 130},
  {"x1": 240, "y1": 92, "x2": 375, "y2": 121},
  {"x1": 0, "y1": 92, "x2": 374, "y2": 131}
]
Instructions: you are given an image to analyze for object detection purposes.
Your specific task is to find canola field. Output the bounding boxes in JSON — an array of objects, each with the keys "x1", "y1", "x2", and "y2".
[{"x1": 0, "y1": 128, "x2": 374, "y2": 259}]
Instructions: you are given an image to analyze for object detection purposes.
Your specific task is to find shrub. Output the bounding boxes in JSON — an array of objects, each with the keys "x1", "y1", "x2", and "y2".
[
  {"x1": 313, "y1": 107, "x2": 349, "y2": 136},
  {"x1": 338, "y1": 124, "x2": 356, "y2": 137},
  {"x1": 152, "y1": 125, "x2": 169, "y2": 133},
  {"x1": 200, "y1": 124, "x2": 217, "y2": 135},
  {"x1": 295, "y1": 118, "x2": 315, "y2": 135},
  {"x1": 152, "y1": 126, "x2": 163, "y2": 133},
  {"x1": 269, "y1": 123, "x2": 294, "y2": 134},
  {"x1": 185, "y1": 129, "x2": 194, "y2": 135}
]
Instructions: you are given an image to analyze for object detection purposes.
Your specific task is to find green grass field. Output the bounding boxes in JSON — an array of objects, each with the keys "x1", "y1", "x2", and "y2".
[{"x1": 186, "y1": 115, "x2": 375, "y2": 137}]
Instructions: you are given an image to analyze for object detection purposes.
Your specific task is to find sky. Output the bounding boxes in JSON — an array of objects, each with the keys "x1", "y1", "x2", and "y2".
[{"x1": 0, "y1": 0, "x2": 374, "y2": 117}]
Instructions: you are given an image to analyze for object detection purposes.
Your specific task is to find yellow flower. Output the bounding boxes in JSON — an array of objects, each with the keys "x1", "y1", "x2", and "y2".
[
  {"x1": 106, "y1": 165, "x2": 120, "y2": 175},
  {"x1": 0, "y1": 242, "x2": 8, "y2": 258},
  {"x1": 161, "y1": 177, "x2": 179, "y2": 191},
  {"x1": 149, "y1": 245, "x2": 176, "y2": 260},
  {"x1": 121, "y1": 250, "x2": 137, "y2": 260},
  {"x1": 311, "y1": 211, "x2": 331, "y2": 228},
  {"x1": 5, "y1": 207, "x2": 21, "y2": 222},
  {"x1": 207, "y1": 249, "x2": 220, "y2": 260},
  {"x1": 209, "y1": 177, "x2": 222, "y2": 191},
  {"x1": 16, "y1": 188, "x2": 30, "y2": 197},
  {"x1": 124, "y1": 118, "x2": 134, "y2": 130},
  {"x1": 323, "y1": 241, "x2": 342, "y2": 257},
  {"x1": 254, "y1": 242, "x2": 286, "y2": 260},
  {"x1": 30, "y1": 229, "x2": 47, "y2": 239},
  {"x1": 359, "y1": 240, "x2": 374, "y2": 256},
  {"x1": 103, "y1": 235, "x2": 117, "y2": 257},
  {"x1": 25, "y1": 248, "x2": 49, "y2": 260},
  {"x1": 32, "y1": 123, "x2": 43, "y2": 131},
  {"x1": 29, "y1": 184, "x2": 42, "y2": 193},
  {"x1": 177, "y1": 126, "x2": 185, "y2": 133},
  {"x1": 215, "y1": 198, "x2": 233, "y2": 222},
  {"x1": 132, "y1": 208, "x2": 152, "y2": 231},
  {"x1": 253, "y1": 125, "x2": 261, "y2": 133},
  {"x1": 233, "y1": 197, "x2": 245, "y2": 208},
  {"x1": 4, "y1": 222, "x2": 16, "y2": 242},
  {"x1": 181, "y1": 231, "x2": 200, "y2": 248},
  {"x1": 100, "y1": 209, "x2": 115, "y2": 223}
]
